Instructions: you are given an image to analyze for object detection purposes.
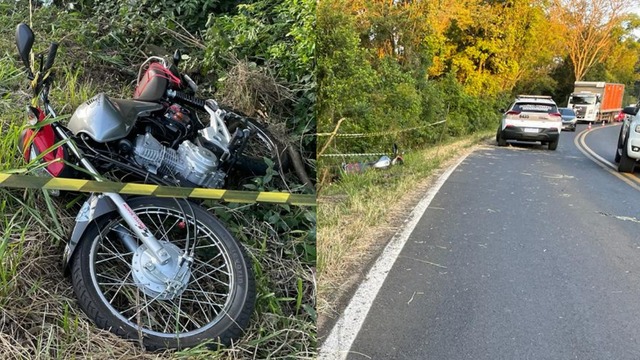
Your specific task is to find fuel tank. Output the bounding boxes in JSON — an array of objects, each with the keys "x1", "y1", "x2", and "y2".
[{"x1": 68, "y1": 93, "x2": 162, "y2": 143}]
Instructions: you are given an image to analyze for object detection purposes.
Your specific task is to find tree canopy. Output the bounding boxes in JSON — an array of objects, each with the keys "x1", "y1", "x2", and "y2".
[{"x1": 318, "y1": 0, "x2": 640, "y2": 159}]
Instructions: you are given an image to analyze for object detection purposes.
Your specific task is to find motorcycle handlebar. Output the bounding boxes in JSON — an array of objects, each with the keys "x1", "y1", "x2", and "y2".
[
  {"x1": 43, "y1": 42, "x2": 58, "y2": 72},
  {"x1": 167, "y1": 89, "x2": 206, "y2": 110}
]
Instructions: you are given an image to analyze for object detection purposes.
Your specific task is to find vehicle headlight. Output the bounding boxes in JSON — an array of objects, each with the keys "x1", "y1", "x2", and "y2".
[{"x1": 635, "y1": 124, "x2": 640, "y2": 133}]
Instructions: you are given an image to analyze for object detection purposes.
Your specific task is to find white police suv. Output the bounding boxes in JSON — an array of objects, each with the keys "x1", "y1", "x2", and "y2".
[{"x1": 496, "y1": 95, "x2": 562, "y2": 150}]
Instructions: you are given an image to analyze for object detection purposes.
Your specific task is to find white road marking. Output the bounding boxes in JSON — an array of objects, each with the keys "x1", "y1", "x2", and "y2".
[{"x1": 574, "y1": 125, "x2": 640, "y2": 192}]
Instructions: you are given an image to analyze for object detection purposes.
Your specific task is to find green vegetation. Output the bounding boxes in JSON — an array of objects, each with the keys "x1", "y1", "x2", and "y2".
[
  {"x1": 1, "y1": 1, "x2": 315, "y2": 358},
  {"x1": 317, "y1": 0, "x2": 640, "y2": 183},
  {"x1": 317, "y1": 132, "x2": 493, "y2": 321},
  {"x1": 316, "y1": 0, "x2": 640, "y2": 325}
]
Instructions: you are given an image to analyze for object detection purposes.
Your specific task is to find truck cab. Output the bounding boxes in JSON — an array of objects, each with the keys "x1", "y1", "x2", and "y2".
[
  {"x1": 567, "y1": 81, "x2": 624, "y2": 123},
  {"x1": 567, "y1": 92, "x2": 600, "y2": 122}
]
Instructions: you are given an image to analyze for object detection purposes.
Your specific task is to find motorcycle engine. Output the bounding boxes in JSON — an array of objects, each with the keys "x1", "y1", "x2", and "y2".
[
  {"x1": 139, "y1": 104, "x2": 193, "y2": 145},
  {"x1": 132, "y1": 133, "x2": 225, "y2": 188}
]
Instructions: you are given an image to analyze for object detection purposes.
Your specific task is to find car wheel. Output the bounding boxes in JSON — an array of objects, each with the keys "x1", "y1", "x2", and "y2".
[
  {"x1": 571, "y1": 125, "x2": 576, "y2": 132},
  {"x1": 615, "y1": 126, "x2": 624, "y2": 163},
  {"x1": 548, "y1": 139, "x2": 558, "y2": 150},
  {"x1": 497, "y1": 129, "x2": 507, "y2": 147},
  {"x1": 618, "y1": 138, "x2": 635, "y2": 173}
]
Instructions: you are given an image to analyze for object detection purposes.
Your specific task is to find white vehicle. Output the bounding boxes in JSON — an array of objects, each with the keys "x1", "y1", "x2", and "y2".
[
  {"x1": 496, "y1": 95, "x2": 562, "y2": 150},
  {"x1": 567, "y1": 82, "x2": 624, "y2": 123},
  {"x1": 615, "y1": 105, "x2": 640, "y2": 172}
]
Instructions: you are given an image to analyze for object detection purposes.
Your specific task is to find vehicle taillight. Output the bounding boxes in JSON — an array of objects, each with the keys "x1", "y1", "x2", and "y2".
[
  {"x1": 550, "y1": 112, "x2": 561, "y2": 118},
  {"x1": 506, "y1": 111, "x2": 521, "y2": 115}
]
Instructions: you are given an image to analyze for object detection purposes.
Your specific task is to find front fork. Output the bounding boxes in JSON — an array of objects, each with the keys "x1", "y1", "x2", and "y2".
[{"x1": 105, "y1": 193, "x2": 172, "y2": 264}]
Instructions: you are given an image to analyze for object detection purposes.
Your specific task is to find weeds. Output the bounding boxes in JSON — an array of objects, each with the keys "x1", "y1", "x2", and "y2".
[
  {"x1": 0, "y1": 3, "x2": 315, "y2": 359},
  {"x1": 316, "y1": 131, "x2": 492, "y2": 329}
]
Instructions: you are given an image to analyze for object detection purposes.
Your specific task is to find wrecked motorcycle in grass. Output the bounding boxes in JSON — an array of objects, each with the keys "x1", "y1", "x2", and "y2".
[
  {"x1": 13, "y1": 23, "x2": 267, "y2": 350},
  {"x1": 341, "y1": 144, "x2": 404, "y2": 174}
]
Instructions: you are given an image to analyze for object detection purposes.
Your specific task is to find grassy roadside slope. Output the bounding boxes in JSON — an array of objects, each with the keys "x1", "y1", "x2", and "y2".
[
  {"x1": 317, "y1": 131, "x2": 493, "y2": 334},
  {"x1": 0, "y1": 4, "x2": 315, "y2": 359}
]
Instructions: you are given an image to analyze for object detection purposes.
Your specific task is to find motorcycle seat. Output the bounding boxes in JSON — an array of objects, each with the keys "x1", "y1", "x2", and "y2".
[{"x1": 109, "y1": 97, "x2": 164, "y2": 122}]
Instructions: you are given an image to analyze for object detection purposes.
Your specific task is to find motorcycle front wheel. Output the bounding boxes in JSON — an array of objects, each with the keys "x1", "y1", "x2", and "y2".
[{"x1": 70, "y1": 197, "x2": 255, "y2": 350}]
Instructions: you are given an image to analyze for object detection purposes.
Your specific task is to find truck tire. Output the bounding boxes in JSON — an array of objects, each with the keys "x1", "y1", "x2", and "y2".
[{"x1": 618, "y1": 138, "x2": 635, "y2": 173}]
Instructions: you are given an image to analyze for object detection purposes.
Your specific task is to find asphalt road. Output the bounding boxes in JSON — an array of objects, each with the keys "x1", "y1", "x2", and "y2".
[{"x1": 347, "y1": 124, "x2": 640, "y2": 359}]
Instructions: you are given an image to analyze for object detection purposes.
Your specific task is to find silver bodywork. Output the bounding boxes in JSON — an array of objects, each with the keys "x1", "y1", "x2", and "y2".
[
  {"x1": 622, "y1": 114, "x2": 640, "y2": 160},
  {"x1": 68, "y1": 93, "x2": 162, "y2": 142},
  {"x1": 63, "y1": 194, "x2": 116, "y2": 272},
  {"x1": 371, "y1": 156, "x2": 391, "y2": 169}
]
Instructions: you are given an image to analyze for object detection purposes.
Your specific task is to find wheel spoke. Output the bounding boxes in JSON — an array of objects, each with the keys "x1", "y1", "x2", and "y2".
[
  {"x1": 98, "y1": 235, "x2": 131, "y2": 266},
  {"x1": 192, "y1": 259, "x2": 231, "y2": 278},
  {"x1": 126, "y1": 291, "x2": 165, "y2": 322},
  {"x1": 183, "y1": 288, "x2": 229, "y2": 301},
  {"x1": 155, "y1": 212, "x2": 171, "y2": 240},
  {"x1": 95, "y1": 251, "x2": 133, "y2": 265},
  {"x1": 177, "y1": 293, "x2": 212, "y2": 324},
  {"x1": 187, "y1": 278, "x2": 223, "y2": 317},
  {"x1": 101, "y1": 270, "x2": 133, "y2": 306},
  {"x1": 191, "y1": 267, "x2": 231, "y2": 286},
  {"x1": 88, "y1": 205, "x2": 243, "y2": 337}
]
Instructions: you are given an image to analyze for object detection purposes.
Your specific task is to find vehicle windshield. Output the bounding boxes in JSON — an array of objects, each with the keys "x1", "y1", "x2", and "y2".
[
  {"x1": 569, "y1": 95, "x2": 596, "y2": 105},
  {"x1": 559, "y1": 108, "x2": 576, "y2": 116},
  {"x1": 512, "y1": 102, "x2": 557, "y2": 113}
]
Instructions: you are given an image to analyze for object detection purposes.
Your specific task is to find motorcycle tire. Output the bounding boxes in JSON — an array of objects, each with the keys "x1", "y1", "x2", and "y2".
[
  {"x1": 225, "y1": 114, "x2": 290, "y2": 175},
  {"x1": 70, "y1": 196, "x2": 255, "y2": 350}
]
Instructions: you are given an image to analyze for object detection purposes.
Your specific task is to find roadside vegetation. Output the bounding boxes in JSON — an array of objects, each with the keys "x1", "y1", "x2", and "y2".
[
  {"x1": 0, "y1": 1, "x2": 315, "y2": 359},
  {"x1": 317, "y1": 0, "x2": 640, "y2": 331},
  {"x1": 317, "y1": 131, "x2": 493, "y2": 326}
]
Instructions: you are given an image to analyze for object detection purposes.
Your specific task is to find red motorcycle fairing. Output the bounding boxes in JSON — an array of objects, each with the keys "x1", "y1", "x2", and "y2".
[
  {"x1": 134, "y1": 62, "x2": 181, "y2": 102},
  {"x1": 19, "y1": 106, "x2": 71, "y2": 177}
]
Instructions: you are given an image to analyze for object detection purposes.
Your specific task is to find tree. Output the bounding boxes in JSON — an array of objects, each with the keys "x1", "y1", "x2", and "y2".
[{"x1": 551, "y1": 0, "x2": 640, "y2": 81}]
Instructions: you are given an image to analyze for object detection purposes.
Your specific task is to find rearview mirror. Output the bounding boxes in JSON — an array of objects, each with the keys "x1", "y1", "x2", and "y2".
[
  {"x1": 173, "y1": 49, "x2": 181, "y2": 66},
  {"x1": 16, "y1": 23, "x2": 34, "y2": 72},
  {"x1": 622, "y1": 106, "x2": 638, "y2": 116}
]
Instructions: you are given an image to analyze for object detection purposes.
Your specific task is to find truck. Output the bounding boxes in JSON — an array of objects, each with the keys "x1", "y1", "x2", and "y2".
[{"x1": 566, "y1": 81, "x2": 624, "y2": 123}]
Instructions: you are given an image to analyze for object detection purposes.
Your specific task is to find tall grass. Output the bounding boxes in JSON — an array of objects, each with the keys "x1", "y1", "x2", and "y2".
[
  {"x1": 0, "y1": 5, "x2": 315, "y2": 359},
  {"x1": 317, "y1": 131, "x2": 492, "y2": 325}
]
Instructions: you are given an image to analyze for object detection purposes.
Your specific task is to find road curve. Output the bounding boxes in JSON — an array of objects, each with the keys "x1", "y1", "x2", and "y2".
[
  {"x1": 321, "y1": 124, "x2": 640, "y2": 360},
  {"x1": 575, "y1": 123, "x2": 640, "y2": 191}
]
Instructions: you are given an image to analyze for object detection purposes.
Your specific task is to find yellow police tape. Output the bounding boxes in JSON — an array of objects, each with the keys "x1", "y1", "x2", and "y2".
[
  {"x1": 0, "y1": 173, "x2": 316, "y2": 207},
  {"x1": 315, "y1": 120, "x2": 446, "y2": 137}
]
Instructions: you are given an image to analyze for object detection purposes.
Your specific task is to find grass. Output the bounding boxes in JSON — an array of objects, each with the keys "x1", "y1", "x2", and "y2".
[
  {"x1": 0, "y1": 4, "x2": 315, "y2": 359},
  {"x1": 316, "y1": 130, "x2": 493, "y2": 328}
]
